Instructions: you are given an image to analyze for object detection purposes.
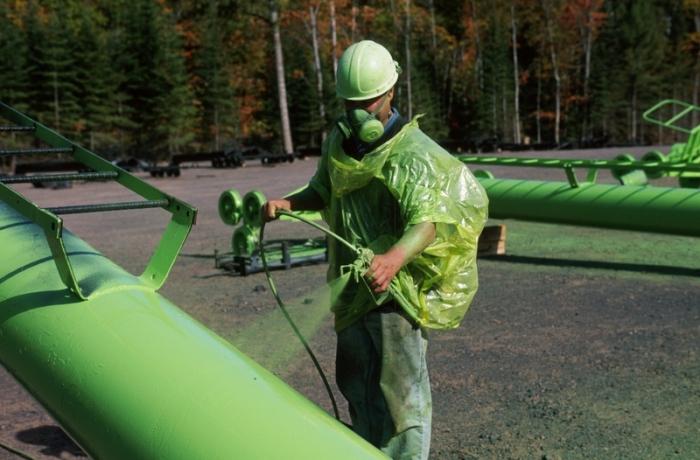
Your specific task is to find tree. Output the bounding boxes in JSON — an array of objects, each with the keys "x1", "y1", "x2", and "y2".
[
  {"x1": 2, "y1": 0, "x2": 697, "y2": 151},
  {"x1": 480, "y1": 1, "x2": 513, "y2": 142},
  {"x1": 308, "y1": 3, "x2": 327, "y2": 142},
  {"x1": 118, "y1": 0, "x2": 195, "y2": 160},
  {"x1": 405, "y1": 0, "x2": 413, "y2": 118},
  {"x1": 0, "y1": 3, "x2": 30, "y2": 172},
  {"x1": 270, "y1": 0, "x2": 294, "y2": 155},
  {"x1": 510, "y1": 1, "x2": 521, "y2": 143},
  {"x1": 540, "y1": 0, "x2": 564, "y2": 144},
  {"x1": 329, "y1": 0, "x2": 339, "y2": 79},
  {"x1": 195, "y1": 0, "x2": 237, "y2": 151},
  {"x1": 157, "y1": 11, "x2": 196, "y2": 155},
  {"x1": 563, "y1": 0, "x2": 606, "y2": 141},
  {"x1": 601, "y1": 0, "x2": 667, "y2": 143},
  {"x1": 682, "y1": 0, "x2": 700, "y2": 126},
  {"x1": 73, "y1": 6, "x2": 119, "y2": 150},
  {"x1": 0, "y1": 4, "x2": 30, "y2": 112},
  {"x1": 26, "y1": 4, "x2": 80, "y2": 134}
]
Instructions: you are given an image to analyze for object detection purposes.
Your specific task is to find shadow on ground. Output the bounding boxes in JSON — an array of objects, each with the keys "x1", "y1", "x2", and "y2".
[{"x1": 16, "y1": 426, "x2": 85, "y2": 458}]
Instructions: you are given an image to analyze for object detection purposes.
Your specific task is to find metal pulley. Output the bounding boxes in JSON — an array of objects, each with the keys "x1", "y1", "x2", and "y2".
[
  {"x1": 611, "y1": 153, "x2": 637, "y2": 180},
  {"x1": 218, "y1": 189, "x2": 243, "y2": 226},
  {"x1": 641, "y1": 150, "x2": 667, "y2": 179},
  {"x1": 610, "y1": 153, "x2": 647, "y2": 185},
  {"x1": 243, "y1": 190, "x2": 266, "y2": 228}
]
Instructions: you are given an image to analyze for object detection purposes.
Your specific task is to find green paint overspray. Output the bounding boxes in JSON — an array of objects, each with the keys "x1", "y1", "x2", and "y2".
[{"x1": 228, "y1": 276, "x2": 350, "y2": 373}]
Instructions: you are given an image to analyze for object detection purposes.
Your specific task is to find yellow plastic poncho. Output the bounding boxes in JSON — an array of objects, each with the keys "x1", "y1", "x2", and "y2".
[{"x1": 309, "y1": 116, "x2": 488, "y2": 331}]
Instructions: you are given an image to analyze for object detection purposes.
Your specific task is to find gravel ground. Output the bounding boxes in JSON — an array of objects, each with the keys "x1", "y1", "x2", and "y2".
[{"x1": 1, "y1": 146, "x2": 699, "y2": 459}]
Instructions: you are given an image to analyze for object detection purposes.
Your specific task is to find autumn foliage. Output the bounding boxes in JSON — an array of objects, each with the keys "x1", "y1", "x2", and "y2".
[{"x1": 1, "y1": 0, "x2": 699, "y2": 161}]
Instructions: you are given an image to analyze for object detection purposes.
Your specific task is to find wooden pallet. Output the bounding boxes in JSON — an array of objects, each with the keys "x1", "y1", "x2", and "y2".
[{"x1": 478, "y1": 224, "x2": 506, "y2": 255}]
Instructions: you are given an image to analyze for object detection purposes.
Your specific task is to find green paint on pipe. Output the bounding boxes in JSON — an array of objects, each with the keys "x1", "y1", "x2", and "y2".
[
  {"x1": 0, "y1": 204, "x2": 387, "y2": 460},
  {"x1": 478, "y1": 178, "x2": 700, "y2": 237}
]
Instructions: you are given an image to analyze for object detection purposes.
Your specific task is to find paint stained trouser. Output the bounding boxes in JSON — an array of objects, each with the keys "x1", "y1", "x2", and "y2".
[{"x1": 336, "y1": 305, "x2": 431, "y2": 460}]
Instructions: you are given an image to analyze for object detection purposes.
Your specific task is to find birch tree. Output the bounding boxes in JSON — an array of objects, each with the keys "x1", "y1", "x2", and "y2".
[
  {"x1": 307, "y1": 3, "x2": 326, "y2": 141},
  {"x1": 510, "y1": 1, "x2": 521, "y2": 143},
  {"x1": 562, "y1": 0, "x2": 605, "y2": 141},
  {"x1": 329, "y1": 0, "x2": 338, "y2": 79},
  {"x1": 540, "y1": 0, "x2": 562, "y2": 144},
  {"x1": 270, "y1": 0, "x2": 294, "y2": 155}
]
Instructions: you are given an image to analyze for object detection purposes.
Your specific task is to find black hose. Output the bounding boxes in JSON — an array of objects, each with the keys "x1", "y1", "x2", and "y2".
[{"x1": 259, "y1": 212, "x2": 343, "y2": 421}]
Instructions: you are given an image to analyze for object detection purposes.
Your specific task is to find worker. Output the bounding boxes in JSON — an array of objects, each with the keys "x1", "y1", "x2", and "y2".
[{"x1": 262, "y1": 40, "x2": 488, "y2": 460}]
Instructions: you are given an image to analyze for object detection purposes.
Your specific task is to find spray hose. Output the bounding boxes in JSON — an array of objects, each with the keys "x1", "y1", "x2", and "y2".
[{"x1": 258, "y1": 209, "x2": 381, "y2": 422}]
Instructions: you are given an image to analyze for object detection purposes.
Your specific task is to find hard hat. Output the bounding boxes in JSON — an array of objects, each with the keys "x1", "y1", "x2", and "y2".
[{"x1": 336, "y1": 40, "x2": 400, "y2": 101}]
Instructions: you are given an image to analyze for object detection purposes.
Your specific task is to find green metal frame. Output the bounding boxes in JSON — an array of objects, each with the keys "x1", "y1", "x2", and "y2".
[
  {"x1": 457, "y1": 154, "x2": 700, "y2": 188},
  {"x1": 643, "y1": 99, "x2": 700, "y2": 164},
  {"x1": 459, "y1": 100, "x2": 700, "y2": 188},
  {"x1": 0, "y1": 101, "x2": 197, "y2": 300},
  {"x1": 642, "y1": 99, "x2": 699, "y2": 135}
]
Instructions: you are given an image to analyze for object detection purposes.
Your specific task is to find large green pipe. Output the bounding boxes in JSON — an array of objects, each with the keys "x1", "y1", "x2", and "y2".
[
  {"x1": 479, "y1": 178, "x2": 700, "y2": 236},
  {"x1": 0, "y1": 203, "x2": 386, "y2": 459}
]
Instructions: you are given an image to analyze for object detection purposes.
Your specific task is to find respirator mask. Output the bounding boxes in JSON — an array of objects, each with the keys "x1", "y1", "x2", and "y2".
[{"x1": 336, "y1": 92, "x2": 390, "y2": 144}]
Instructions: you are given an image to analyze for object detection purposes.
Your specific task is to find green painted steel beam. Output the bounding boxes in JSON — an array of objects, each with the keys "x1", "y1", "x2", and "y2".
[
  {"x1": 458, "y1": 155, "x2": 700, "y2": 173},
  {"x1": 479, "y1": 178, "x2": 700, "y2": 237},
  {"x1": 0, "y1": 203, "x2": 387, "y2": 460}
]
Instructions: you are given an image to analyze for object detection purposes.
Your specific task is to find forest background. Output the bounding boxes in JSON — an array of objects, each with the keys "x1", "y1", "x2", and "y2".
[{"x1": 2, "y1": 0, "x2": 700, "y2": 162}]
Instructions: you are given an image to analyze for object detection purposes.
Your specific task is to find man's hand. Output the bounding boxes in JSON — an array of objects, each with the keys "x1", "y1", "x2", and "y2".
[
  {"x1": 365, "y1": 222, "x2": 436, "y2": 293},
  {"x1": 365, "y1": 247, "x2": 406, "y2": 293},
  {"x1": 262, "y1": 187, "x2": 325, "y2": 222},
  {"x1": 262, "y1": 199, "x2": 292, "y2": 222}
]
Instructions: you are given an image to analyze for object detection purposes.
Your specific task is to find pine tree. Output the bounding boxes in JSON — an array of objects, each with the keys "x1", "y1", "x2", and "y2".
[
  {"x1": 479, "y1": 1, "x2": 513, "y2": 143},
  {"x1": 39, "y1": 7, "x2": 81, "y2": 134},
  {"x1": 23, "y1": 1, "x2": 49, "y2": 122},
  {"x1": 622, "y1": 0, "x2": 667, "y2": 143},
  {"x1": 593, "y1": 0, "x2": 667, "y2": 144},
  {"x1": 0, "y1": 4, "x2": 30, "y2": 172},
  {"x1": 155, "y1": 10, "x2": 196, "y2": 156},
  {"x1": 195, "y1": 0, "x2": 237, "y2": 151},
  {"x1": 73, "y1": 7, "x2": 119, "y2": 151},
  {"x1": 0, "y1": 5, "x2": 30, "y2": 112},
  {"x1": 102, "y1": 0, "x2": 138, "y2": 157},
  {"x1": 119, "y1": 0, "x2": 194, "y2": 160}
]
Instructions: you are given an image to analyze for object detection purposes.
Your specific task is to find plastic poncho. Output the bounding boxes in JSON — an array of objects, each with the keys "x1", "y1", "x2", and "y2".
[{"x1": 309, "y1": 116, "x2": 488, "y2": 331}]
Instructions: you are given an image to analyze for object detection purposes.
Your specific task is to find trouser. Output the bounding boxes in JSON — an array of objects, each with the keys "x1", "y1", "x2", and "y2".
[{"x1": 336, "y1": 304, "x2": 431, "y2": 460}]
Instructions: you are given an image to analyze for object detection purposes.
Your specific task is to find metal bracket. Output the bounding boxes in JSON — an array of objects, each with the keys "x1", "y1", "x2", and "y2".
[
  {"x1": 563, "y1": 163, "x2": 598, "y2": 188},
  {"x1": 563, "y1": 163, "x2": 579, "y2": 188},
  {"x1": 585, "y1": 168, "x2": 599, "y2": 184},
  {"x1": 0, "y1": 182, "x2": 88, "y2": 299}
]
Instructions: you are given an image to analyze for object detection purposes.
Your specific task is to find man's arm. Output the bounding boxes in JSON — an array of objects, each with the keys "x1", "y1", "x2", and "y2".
[
  {"x1": 366, "y1": 221, "x2": 436, "y2": 293},
  {"x1": 262, "y1": 186, "x2": 325, "y2": 222}
]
